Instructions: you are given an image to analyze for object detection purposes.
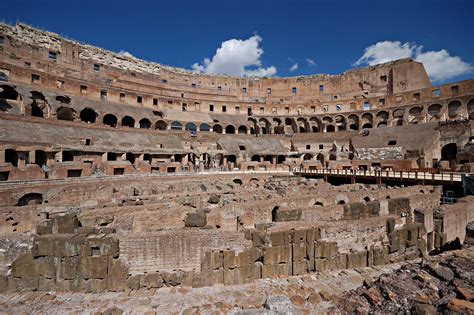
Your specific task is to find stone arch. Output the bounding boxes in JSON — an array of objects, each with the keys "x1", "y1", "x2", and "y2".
[
  {"x1": 56, "y1": 95, "x2": 71, "y2": 104},
  {"x1": 17, "y1": 193, "x2": 43, "y2": 206},
  {"x1": 225, "y1": 125, "x2": 236, "y2": 134},
  {"x1": 155, "y1": 120, "x2": 168, "y2": 130},
  {"x1": 170, "y1": 121, "x2": 183, "y2": 130},
  {"x1": 139, "y1": 118, "x2": 151, "y2": 129},
  {"x1": 213, "y1": 124, "x2": 223, "y2": 133},
  {"x1": 448, "y1": 100, "x2": 462, "y2": 118},
  {"x1": 103, "y1": 114, "x2": 118, "y2": 127},
  {"x1": 34, "y1": 150, "x2": 47, "y2": 167},
  {"x1": 284, "y1": 118, "x2": 297, "y2": 133},
  {"x1": 428, "y1": 104, "x2": 443, "y2": 120},
  {"x1": 392, "y1": 108, "x2": 404, "y2": 126},
  {"x1": 309, "y1": 117, "x2": 321, "y2": 132},
  {"x1": 335, "y1": 115, "x2": 346, "y2": 131},
  {"x1": 122, "y1": 116, "x2": 135, "y2": 128},
  {"x1": 441, "y1": 143, "x2": 457, "y2": 162},
  {"x1": 348, "y1": 114, "x2": 359, "y2": 131},
  {"x1": 408, "y1": 106, "x2": 424, "y2": 124},
  {"x1": 297, "y1": 117, "x2": 309, "y2": 133},
  {"x1": 233, "y1": 178, "x2": 243, "y2": 185},
  {"x1": 28, "y1": 91, "x2": 49, "y2": 117},
  {"x1": 326, "y1": 125, "x2": 336, "y2": 132},
  {"x1": 80, "y1": 108, "x2": 97, "y2": 123},
  {"x1": 56, "y1": 106, "x2": 75, "y2": 121},
  {"x1": 303, "y1": 153, "x2": 313, "y2": 160},
  {"x1": 0, "y1": 85, "x2": 18, "y2": 100},
  {"x1": 125, "y1": 152, "x2": 136, "y2": 164},
  {"x1": 5, "y1": 149, "x2": 18, "y2": 167},
  {"x1": 185, "y1": 122, "x2": 197, "y2": 132},
  {"x1": 199, "y1": 123, "x2": 210, "y2": 132},
  {"x1": 238, "y1": 125, "x2": 247, "y2": 134},
  {"x1": 251, "y1": 155, "x2": 261, "y2": 162}
]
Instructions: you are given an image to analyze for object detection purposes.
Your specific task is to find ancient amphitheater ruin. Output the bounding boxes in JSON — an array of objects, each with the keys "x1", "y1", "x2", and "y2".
[{"x1": 0, "y1": 23, "x2": 473, "y2": 314}]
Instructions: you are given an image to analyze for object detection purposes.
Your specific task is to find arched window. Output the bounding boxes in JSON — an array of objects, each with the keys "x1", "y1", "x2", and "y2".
[
  {"x1": 56, "y1": 107, "x2": 75, "y2": 121},
  {"x1": 213, "y1": 124, "x2": 223, "y2": 133},
  {"x1": 238, "y1": 125, "x2": 247, "y2": 134},
  {"x1": 122, "y1": 116, "x2": 135, "y2": 128},
  {"x1": 155, "y1": 120, "x2": 167, "y2": 130},
  {"x1": 199, "y1": 123, "x2": 210, "y2": 132},
  {"x1": 225, "y1": 125, "x2": 236, "y2": 134},
  {"x1": 139, "y1": 118, "x2": 151, "y2": 129},
  {"x1": 103, "y1": 114, "x2": 118, "y2": 127},
  {"x1": 170, "y1": 121, "x2": 183, "y2": 130},
  {"x1": 185, "y1": 122, "x2": 197, "y2": 132},
  {"x1": 80, "y1": 108, "x2": 97, "y2": 123}
]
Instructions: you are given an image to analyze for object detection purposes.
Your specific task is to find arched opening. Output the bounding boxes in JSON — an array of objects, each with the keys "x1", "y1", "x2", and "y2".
[
  {"x1": 441, "y1": 143, "x2": 457, "y2": 163},
  {"x1": 428, "y1": 104, "x2": 443, "y2": 118},
  {"x1": 227, "y1": 155, "x2": 237, "y2": 163},
  {"x1": 362, "y1": 123, "x2": 372, "y2": 129},
  {"x1": 337, "y1": 200, "x2": 346, "y2": 205},
  {"x1": 126, "y1": 152, "x2": 135, "y2": 164},
  {"x1": 316, "y1": 153, "x2": 324, "y2": 165},
  {"x1": 377, "y1": 122, "x2": 387, "y2": 127},
  {"x1": 5, "y1": 149, "x2": 18, "y2": 167},
  {"x1": 139, "y1": 118, "x2": 151, "y2": 129},
  {"x1": 225, "y1": 125, "x2": 236, "y2": 134},
  {"x1": 103, "y1": 114, "x2": 118, "y2": 127},
  {"x1": 122, "y1": 116, "x2": 135, "y2": 128},
  {"x1": 448, "y1": 100, "x2": 462, "y2": 118},
  {"x1": 185, "y1": 122, "x2": 197, "y2": 132},
  {"x1": 199, "y1": 123, "x2": 210, "y2": 132},
  {"x1": 303, "y1": 154, "x2": 312, "y2": 160},
  {"x1": 326, "y1": 125, "x2": 335, "y2": 132},
  {"x1": 314, "y1": 201, "x2": 324, "y2": 207},
  {"x1": 28, "y1": 91, "x2": 48, "y2": 118},
  {"x1": 155, "y1": 120, "x2": 168, "y2": 130},
  {"x1": 213, "y1": 124, "x2": 223, "y2": 133},
  {"x1": 80, "y1": 108, "x2": 97, "y2": 123},
  {"x1": 348, "y1": 114, "x2": 359, "y2": 131},
  {"x1": 271, "y1": 206, "x2": 279, "y2": 222},
  {"x1": 264, "y1": 155, "x2": 273, "y2": 162},
  {"x1": 56, "y1": 107, "x2": 75, "y2": 121},
  {"x1": 0, "y1": 85, "x2": 18, "y2": 100},
  {"x1": 261, "y1": 127, "x2": 268, "y2": 134},
  {"x1": 277, "y1": 155, "x2": 286, "y2": 164},
  {"x1": 35, "y1": 150, "x2": 47, "y2": 167},
  {"x1": 170, "y1": 121, "x2": 183, "y2": 130},
  {"x1": 56, "y1": 95, "x2": 71, "y2": 104},
  {"x1": 250, "y1": 127, "x2": 255, "y2": 134},
  {"x1": 468, "y1": 99, "x2": 474, "y2": 119},
  {"x1": 251, "y1": 155, "x2": 260, "y2": 162},
  {"x1": 143, "y1": 154, "x2": 152, "y2": 164},
  {"x1": 238, "y1": 125, "x2": 247, "y2": 134},
  {"x1": 17, "y1": 193, "x2": 43, "y2": 206},
  {"x1": 363, "y1": 196, "x2": 371, "y2": 202},
  {"x1": 107, "y1": 152, "x2": 117, "y2": 161},
  {"x1": 233, "y1": 178, "x2": 243, "y2": 185}
]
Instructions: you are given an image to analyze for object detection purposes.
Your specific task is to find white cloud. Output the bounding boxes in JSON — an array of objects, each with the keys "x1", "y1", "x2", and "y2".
[
  {"x1": 289, "y1": 63, "x2": 298, "y2": 72},
  {"x1": 355, "y1": 41, "x2": 472, "y2": 82},
  {"x1": 306, "y1": 58, "x2": 316, "y2": 67},
  {"x1": 191, "y1": 35, "x2": 277, "y2": 77},
  {"x1": 118, "y1": 50, "x2": 136, "y2": 59}
]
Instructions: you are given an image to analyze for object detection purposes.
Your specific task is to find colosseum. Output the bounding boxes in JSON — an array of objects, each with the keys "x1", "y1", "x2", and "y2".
[{"x1": 0, "y1": 23, "x2": 473, "y2": 314}]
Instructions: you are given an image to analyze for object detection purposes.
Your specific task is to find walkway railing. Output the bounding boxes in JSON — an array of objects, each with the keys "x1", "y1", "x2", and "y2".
[{"x1": 292, "y1": 168, "x2": 471, "y2": 183}]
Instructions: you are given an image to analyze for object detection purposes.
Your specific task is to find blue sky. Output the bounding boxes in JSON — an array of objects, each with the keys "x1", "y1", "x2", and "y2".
[{"x1": 1, "y1": 0, "x2": 473, "y2": 84}]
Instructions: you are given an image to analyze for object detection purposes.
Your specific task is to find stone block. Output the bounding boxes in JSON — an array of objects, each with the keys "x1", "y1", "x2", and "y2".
[
  {"x1": 261, "y1": 263, "x2": 291, "y2": 278},
  {"x1": 347, "y1": 251, "x2": 367, "y2": 269},
  {"x1": 146, "y1": 273, "x2": 163, "y2": 289},
  {"x1": 36, "y1": 225, "x2": 52, "y2": 235},
  {"x1": 366, "y1": 201, "x2": 381, "y2": 216},
  {"x1": 223, "y1": 247, "x2": 259, "y2": 269},
  {"x1": 314, "y1": 241, "x2": 338, "y2": 258},
  {"x1": 161, "y1": 271, "x2": 184, "y2": 286},
  {"x1": 334, "y1": 254, "x2": 347, "y2": 270},
  {"x1": 107, "y1": 258, "x2": 128, "y2": 279},
  {"x1": 74, "y1": 227, "x2": 97, "y2": 235},
  {"x1": 292, "y1": 243, "x2": 306, "y2": 262},
  {"x1": 79, "y1": 256, "x2": 108, "y2": 279},
  {"x1": 38, "y1": 278, "x2": 56, "y2": 291},
  {"x1": 201, "y1": 250, "x2": 223, "y2": 271},
  {"x1": 387, "y1": 198, "x2": 410, "y2": 215},
  {"x1": 0, "y1": 275, "x2": 7, "y2": 292},
  {"x1": 107, "y1": 277, "x2": 126, "y2": 292},
  {"x1": 15, "y1": 277, "x2": 39, "y2": 292},
  {"x1": 273, "y1": 209, "x2": 302, "y2": 222},
  {"x1": 314, "y1": 258, "x2": 328, "y2": 272},
  {"x1": 223, "y1": 263, "x2": 261, "y2": 285},
  {"x1": 343, "y1": 203, "x2": 365, "y2": 220},
  {"x1": 59, "y1": 257, "x2": 78, "y2": 280},
  {"x1": 52, "y1": 213, "x2": 81, "y2": 234},
  {"x1": 388, "y1": 232, "x2": 399, "y2": 253},
  {"x1": 184, "y1": 212, "x2": 207, "y2": 228},
  {"x1": 386, "y1": 218, "x2": 396, "y2": 234},
  {"x1": 306, "y1": 228, "x2": 321, "y2": 243},
  {"x1": 306, "y1": 258, "x2": 315, "y2": 272},
  {"x1": 12, "y1": 253, "x2": 37, "y2": 278},
  {"x1": 270, "y1": 230, "x2": 291, "y2": 246},
  {"x1": 35, "y1": 256, "x2": 57, "y2": 279},
  {"x1": 291, "y1": 229, "x2": 307, "y2": 244},
  {"x1": 34, "y1": 235, "x2": 83, "y2": 257},
  {"x1": 373, "y1": 246, "x2": 388, "y2": 265},
  {"x1": 82, "y1": 278, "x2": 107, "y2": 293},
  {"x1": 252, "y1": 230, "x2": 267, "y2": 247},
  {"x1": 192, "y1": 268, "x2": 223, "y2": 287},
  {"x1": 263, "y1": 245, "x2": 291, "y2": 265},
  {"x1": 292, "y1": 261, "x2": 307, "y2": 275},
  {"x1": 127, "y1": 274, "x2": 145, "y2": 290}
]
